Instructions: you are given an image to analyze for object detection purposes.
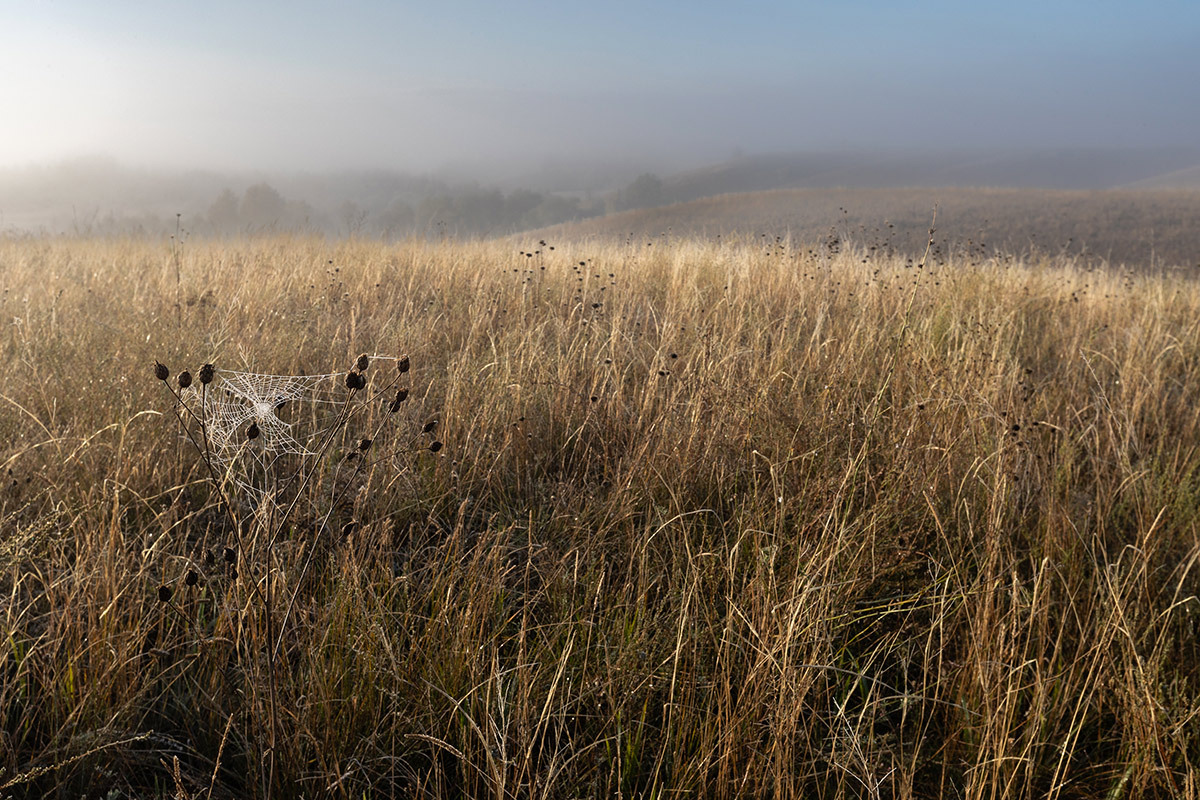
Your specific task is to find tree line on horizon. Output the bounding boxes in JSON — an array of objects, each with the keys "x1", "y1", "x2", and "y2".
[{"x1": 31, "y1": 173, "x2": 676, "y2": 239}]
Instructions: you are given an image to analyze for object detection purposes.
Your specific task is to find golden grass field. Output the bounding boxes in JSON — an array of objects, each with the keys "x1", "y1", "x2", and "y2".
[{"x1": 2, "y1": 233, "x2": 1200, "y2": 798}]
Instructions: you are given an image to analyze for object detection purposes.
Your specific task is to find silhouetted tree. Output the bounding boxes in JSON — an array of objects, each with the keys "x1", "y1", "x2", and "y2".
[
  {"x1": 240, "y1": 183, "x2": 287, "y2": 230},
  {"x1": 207, "y1": 188, "x2": 240, "y2": 234},
  {"x1": 619, "y1": 173, "x2": 665, "y2": 210}
]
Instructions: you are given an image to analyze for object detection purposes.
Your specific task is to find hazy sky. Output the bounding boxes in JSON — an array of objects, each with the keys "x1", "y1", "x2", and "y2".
[{"x1": 2, "y1": 0, "x2": 1198, "y2": 171}]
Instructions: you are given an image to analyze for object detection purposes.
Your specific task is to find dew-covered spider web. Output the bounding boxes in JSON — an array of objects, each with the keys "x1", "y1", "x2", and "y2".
[
  {"x1": 208, "y1": 371, "x2": 342, "y2": 456},
  {"x1": 173, "y1": 356, "x2": 411, "y2": 505},
  {"x1": 181, "y1": 368, "x2": 354, "y2": 500}
]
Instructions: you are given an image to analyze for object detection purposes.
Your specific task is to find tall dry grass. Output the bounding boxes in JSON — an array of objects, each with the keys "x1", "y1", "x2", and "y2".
[{"x1": 1, "y1": 233, "x2": 1199, "y2": 798}]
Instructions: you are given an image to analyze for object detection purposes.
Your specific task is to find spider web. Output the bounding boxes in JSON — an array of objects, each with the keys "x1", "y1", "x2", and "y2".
[{"x1": 182, "y1": 368, "x2": 349, "y2": 499}]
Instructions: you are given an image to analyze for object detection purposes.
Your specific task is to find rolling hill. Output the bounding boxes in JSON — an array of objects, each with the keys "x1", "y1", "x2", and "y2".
[{"x1": 533, "y1": 186, "x2": 1200, "y2": 269}]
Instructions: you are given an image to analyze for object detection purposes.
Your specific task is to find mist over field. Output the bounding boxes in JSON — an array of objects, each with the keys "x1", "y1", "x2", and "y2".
[
  {"x1": 2, "y1": 1, "x2": 1198, "y2": 254},
  {"x1": 7, "y1": 3, "x2": 1200, "y2": 798}
]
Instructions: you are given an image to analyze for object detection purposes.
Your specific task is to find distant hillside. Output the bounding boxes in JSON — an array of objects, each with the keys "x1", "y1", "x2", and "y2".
[
  {"x1": 532, "y1": 187, "x2": 1200, "y2": 269},
  {"x1": 1123, "y1": 164, "x2": 1200, "y2": 190},
  {"x1": 651, "y1": 148, "x2": 1200, "y2": 205}
]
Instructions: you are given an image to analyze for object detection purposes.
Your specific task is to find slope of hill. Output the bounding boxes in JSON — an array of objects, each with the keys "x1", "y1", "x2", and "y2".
[
  {"x1": 533, "y1": 186, "x2": 1200, "y2": 269},
  {"x1": 1123, "y1": 164, "x2": 1200, "y2": 190},
  {"x1": 658, "y1": 148, "x2": 1200, "y2": 203}
]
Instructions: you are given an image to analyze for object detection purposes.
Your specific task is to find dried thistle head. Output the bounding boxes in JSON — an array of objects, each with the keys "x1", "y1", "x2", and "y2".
[
  {"x1": 356, "y1": 353, "x2": 370, "y2": 372},
  {"x1": 154, "y1": 361, "x2": 170, "y2": 381},
  {"x1": 398, "y1": 355, "x2": 410, "y2": 374},
  {"x1": 388, "y1": 388, "x2": 409, "y2": 413},
  {"x1": 345, "y1": 371, "x2": 367, "y2": 391},
  {"x1": 177, "y1": 370, "x2": 193, "y2": 389},
  {"x1": 199, "y1": 363, "x2": 215, "y2": 385}
]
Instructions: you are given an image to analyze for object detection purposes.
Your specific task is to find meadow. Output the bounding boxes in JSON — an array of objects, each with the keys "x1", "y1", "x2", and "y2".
[{"x1": 2, "y1": 233, "x2": 1200, "y2": 798}]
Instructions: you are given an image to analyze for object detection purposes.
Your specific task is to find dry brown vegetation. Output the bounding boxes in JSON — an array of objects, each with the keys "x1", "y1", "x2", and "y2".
[
  {"x1": 2, "y1": 233, "x2": 1200, "y2": 798},
  {"x1": 536, "y1": 187, "x2": 1200, "y2": 270}
]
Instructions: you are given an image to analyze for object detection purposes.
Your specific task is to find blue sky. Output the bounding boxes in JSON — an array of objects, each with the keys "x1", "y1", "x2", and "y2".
[{"x1": 1, "y1": 0, "x2": 1197, "y2": 170}]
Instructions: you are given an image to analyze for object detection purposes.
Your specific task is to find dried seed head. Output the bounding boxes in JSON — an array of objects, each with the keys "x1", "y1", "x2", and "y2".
[
  {"x1": 423, "y1": 419, "x2": 438, "y2": 434},
  {"x1": 177, "y1": 370, "x2": 193, "y2": 389},
  {"x1": 246, "y1": 421, "x2": 260, "y2": 441},
  {"x1": 359, "y1": 437, "x2": 372, "y2": 452},
  {"x1": 184, "y1": 569, "x2": 199, "y2": 587},
  {"x1": 157, "y1": 584, "x2": 173, "y2": 602},
  {"x1": 199, "y1": 363, "x2": 215, "y2": 384},
  {"x1": 356, "y1": 353, "x2": 370, "y2": 372},
  {"x1": 154, "y1": 361, "x2": 170, "y2": 381},
  {"x1": 398, "y1": 355, "x2": 410, "y2": 374},
  {"x1": 345, "y1": 371, "x2": 367, "y2": 390},
  {"x1": 429, "y1": 441, "x2": 443, "y2": 453},
  {"x1": 388, "y1": 388, "x2": 409, "y2": 413},
  {"x1": 223, "y1": 546, "x2": 236, "y2": 565}
]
